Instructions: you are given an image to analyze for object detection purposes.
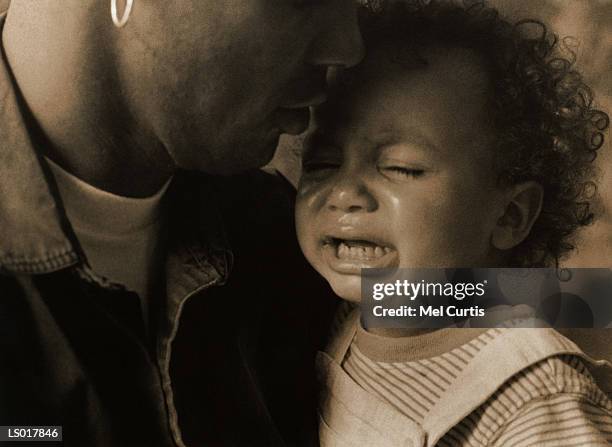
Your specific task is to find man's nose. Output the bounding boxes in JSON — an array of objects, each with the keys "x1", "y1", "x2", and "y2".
[
  {"x1": 325, "y1": 173, "x2": 377, "y2": 214},
  {"x1": 308, "y1": 0, "x2": 365, "y2": 69}
]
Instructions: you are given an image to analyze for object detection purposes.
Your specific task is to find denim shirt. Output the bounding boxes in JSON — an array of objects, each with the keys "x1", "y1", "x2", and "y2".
[
  {"x1": 0, "y1": 11, "x2": 266, "y2": 447},
  {"x1": 0, "y1": 7, "x2": 341, "y2": 445}
]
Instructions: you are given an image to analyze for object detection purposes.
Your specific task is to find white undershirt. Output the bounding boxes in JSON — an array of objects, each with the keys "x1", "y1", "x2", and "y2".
[{"x1": 45, "y1": 157, "x2": 171, "y2": 325}]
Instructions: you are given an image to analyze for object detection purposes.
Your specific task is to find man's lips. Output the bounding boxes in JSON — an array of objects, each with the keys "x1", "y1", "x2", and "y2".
[
  {"x1": 281, "y1": 91, "x2": 328, "y2": 109},
  {"x1": 281, "y1": 68, "x2": 328, "y2": 109},
  {"x1": 275, "y1": 91, "x2": 328, "y2": 135},
  {"x1": 320, "y1": 236, "x2": 399, "y2": 274},
  {"x1": 274, "y1": 67, "x2": 327, "y2": 136}
]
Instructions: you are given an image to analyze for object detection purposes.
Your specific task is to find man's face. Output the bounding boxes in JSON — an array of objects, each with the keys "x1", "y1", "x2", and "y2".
[
  {"x1": 296, "y1": 44, "x2": 508, "y2": 301},
  {"x1": 118, "y1": 0, "x2": 364, "y2": 174}
]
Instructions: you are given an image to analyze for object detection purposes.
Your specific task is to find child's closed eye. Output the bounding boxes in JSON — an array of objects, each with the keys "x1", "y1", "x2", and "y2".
[
  {"x1": 377, "y1": 143, "x2": 432, "y2": 181},
  {"x1": 378, "y1": 164, "x2": 426, "y2": 181}
]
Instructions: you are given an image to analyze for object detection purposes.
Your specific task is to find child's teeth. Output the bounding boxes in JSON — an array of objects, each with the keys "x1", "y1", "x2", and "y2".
[
  {"x1": 338, "y1": 242, "x2": 348, "y2": 256},
  {"x1": 336, "y1": 241, "x2": 389, "y2": 260}
]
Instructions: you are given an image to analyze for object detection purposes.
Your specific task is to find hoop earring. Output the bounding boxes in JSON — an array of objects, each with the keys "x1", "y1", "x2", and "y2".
[{"x1": 111, "y1": 0, "x2": 134, "y2": 28}]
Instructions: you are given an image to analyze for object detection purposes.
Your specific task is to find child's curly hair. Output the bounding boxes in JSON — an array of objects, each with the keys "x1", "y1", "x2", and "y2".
[{"x1": 359, "y1": 0, "x2": 609, "y2": 267}]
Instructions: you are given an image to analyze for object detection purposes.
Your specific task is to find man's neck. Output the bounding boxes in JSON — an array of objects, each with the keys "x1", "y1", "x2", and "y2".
[{"x1": 2, "y1": 1, "x2": 175, "y2": 198}]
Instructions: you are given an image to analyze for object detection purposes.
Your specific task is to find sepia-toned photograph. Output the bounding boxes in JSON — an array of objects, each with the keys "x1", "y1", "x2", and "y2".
[{"x1": 0, "y1": 1, "x2": 611, "y2": 446}]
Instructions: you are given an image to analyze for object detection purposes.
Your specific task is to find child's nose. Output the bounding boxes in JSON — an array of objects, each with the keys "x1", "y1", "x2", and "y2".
[{"x1": 325, "y1": 174, "x2": 377, "y2": 214}]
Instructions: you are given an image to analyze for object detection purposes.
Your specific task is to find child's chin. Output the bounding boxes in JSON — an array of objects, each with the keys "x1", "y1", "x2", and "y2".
[{"x1": 329, "y1": 277, "x2": 362, "y2": 303}]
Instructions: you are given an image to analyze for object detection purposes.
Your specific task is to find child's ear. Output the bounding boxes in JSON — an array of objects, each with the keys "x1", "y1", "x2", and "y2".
[{"x1": 491, "y1": 181, "x2": 543, "y2": 250}]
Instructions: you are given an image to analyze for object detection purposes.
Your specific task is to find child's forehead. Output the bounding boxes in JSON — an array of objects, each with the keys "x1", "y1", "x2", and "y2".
[
  {"x1": 310, "y1": 115, "x2": 436, "y2": 152},
  {"x1": 358, "y1": 42, "x2": 491, "y2": 90},
  {"x1": 321, "y1": 47, "x2": 491, "y2": 126},
  {"x1": 308, "y1": 44, "x2": 496, "y2": 163}
]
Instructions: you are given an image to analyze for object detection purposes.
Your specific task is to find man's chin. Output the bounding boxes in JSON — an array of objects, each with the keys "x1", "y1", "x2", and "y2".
[
  {"x1": 187, "y1": 141, "x2": 279, "y2": 176},
  {"x1": 224, "y1": 135, "x2": 280, "y2": 174}
]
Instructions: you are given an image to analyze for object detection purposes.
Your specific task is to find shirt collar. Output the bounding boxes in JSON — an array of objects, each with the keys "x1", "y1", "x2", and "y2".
[{"x1": 0, "y1": 12, "x2": 82, "y2": 274}]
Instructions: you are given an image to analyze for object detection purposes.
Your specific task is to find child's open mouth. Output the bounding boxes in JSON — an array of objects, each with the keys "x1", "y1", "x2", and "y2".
[
  {"x1": 334, "y1": 239, "x2": 391, "y2": 260},
  {"x1": 321, "y1": 237, "x2": 399, "y2": 274}
]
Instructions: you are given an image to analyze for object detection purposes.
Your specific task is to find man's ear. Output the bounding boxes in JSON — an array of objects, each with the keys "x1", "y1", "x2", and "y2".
[{"x1": 491, "y1": 181, "x2": 543, "y2": 250}]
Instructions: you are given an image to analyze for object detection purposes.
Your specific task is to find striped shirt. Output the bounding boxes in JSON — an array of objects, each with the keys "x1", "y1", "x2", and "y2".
[{"x1": 338, "y1": 313, "x2": 612, "y2": 446}]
